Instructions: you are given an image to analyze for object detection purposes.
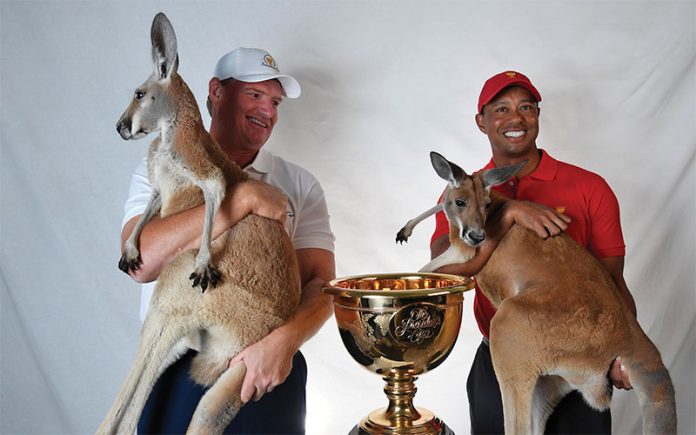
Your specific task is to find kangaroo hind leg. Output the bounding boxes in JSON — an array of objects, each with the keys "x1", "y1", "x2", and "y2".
[
  {"x1": 532, "y1": 375, "x2": 574, "y2": 434},
  {"x1": 187, "y1": 361, "x2": 247, "y2": 435},
  {"x1": 499, "y1": 378, "x2": 536, "y2": 435},
  {"x1": 97, "y1": 311, "x2": 193, "y2": 435}
]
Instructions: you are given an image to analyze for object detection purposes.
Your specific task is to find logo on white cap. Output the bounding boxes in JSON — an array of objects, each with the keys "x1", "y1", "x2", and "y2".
[{"x1": 262, "y1": 54, "x2": 279, "y2": 72}]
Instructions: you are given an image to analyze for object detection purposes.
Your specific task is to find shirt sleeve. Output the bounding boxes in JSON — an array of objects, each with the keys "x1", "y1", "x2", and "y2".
[
  {"x1": 121, "y1": 158, "x2": 152, "y2": 229},
  {"x1": 292, "y1": 179, "x2": 335, "y2": 253},
  {"x1": 587, "y1": 177, "x2": 626, "y2": 258}
]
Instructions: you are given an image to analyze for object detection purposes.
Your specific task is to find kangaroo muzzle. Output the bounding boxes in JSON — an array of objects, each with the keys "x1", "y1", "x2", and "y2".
[
  {"x1": 116, "y1": 117, "x2": 133, "y2": 140},
  {"x1": 462, "y1": 227, "x2": 485, "y2": 247}
]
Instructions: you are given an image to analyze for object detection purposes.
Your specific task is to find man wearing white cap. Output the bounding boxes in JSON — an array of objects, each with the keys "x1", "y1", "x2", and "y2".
[{"x1": 121, "y1": 47, "x2": 335, "y2": 434}]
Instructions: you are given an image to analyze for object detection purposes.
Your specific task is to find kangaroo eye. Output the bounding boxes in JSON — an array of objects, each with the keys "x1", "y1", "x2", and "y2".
[
  {"x1": 455, "y1": 199, "x2": 468, "y2": 207},
  {"x1": 135, "y1": 91, "x2": 145, "y2": 100}
]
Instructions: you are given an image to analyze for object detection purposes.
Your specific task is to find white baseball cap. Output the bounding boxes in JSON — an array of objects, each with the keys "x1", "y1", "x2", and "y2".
[{"x1": 213, "y1": 47, "x2": 301, "y2": 98}]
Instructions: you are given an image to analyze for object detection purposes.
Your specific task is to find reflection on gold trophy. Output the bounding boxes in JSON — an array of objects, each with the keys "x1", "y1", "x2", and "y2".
[{"x1": 324, "y1": 273, "x2": 474, "y2": 434}]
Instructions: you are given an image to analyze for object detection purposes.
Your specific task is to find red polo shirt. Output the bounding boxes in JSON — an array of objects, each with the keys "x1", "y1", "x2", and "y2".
[{"x1": 430, "y1": 149, "x2": 625, "y2": 338}]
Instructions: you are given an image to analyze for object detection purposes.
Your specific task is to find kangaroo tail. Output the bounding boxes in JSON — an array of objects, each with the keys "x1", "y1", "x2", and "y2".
[
  {"x1": 96, "y1": 310, "x2": 195, "y2": 435},
  {"x1": 622, "y1": 337, "x2": 677, "y2": 435}
]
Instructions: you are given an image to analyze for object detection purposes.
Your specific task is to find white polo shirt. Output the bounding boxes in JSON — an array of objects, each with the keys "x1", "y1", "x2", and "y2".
[{"x1": 122, "y1": 148, "x2": 335, "y2": 321}]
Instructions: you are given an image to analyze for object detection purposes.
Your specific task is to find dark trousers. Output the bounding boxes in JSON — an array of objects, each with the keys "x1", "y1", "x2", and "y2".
[
  {"x1": 138, "y1": 349, "x2": 307, "y2": 434},
  {"x1": 467, "y1": 340, "x2": 611, "y2": 434}
]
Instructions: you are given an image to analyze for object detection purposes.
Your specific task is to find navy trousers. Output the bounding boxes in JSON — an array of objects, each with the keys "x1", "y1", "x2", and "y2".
[
  {"x1": 138, "y1": 349, "x2": 307, "y2": 434},
  {"x1": 467, "y1": 340, "x2": 611, "y2": 434}
]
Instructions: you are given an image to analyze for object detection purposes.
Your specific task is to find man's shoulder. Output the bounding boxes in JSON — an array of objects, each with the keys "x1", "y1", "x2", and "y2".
[
  {"x1": 552, "y1": 155, "x2": 609, "y2": 187},
  {"x1": 267, "y1": 150, "x2": 320, "y2": 184}
]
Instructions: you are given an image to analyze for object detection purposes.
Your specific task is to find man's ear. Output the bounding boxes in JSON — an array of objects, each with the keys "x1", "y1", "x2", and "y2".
[
  {"x1": 207, "y1": 78, "x2": 223, "y2": 116},
  {"x1": 209, "y1": 77, "x2": 223, "y2": 100},
  {"x1": 475, "y1": 113, "x2": 486, "y2": 134},
  {"x1": 205, "y1": 77, "x2": 222, "y2": 116}
]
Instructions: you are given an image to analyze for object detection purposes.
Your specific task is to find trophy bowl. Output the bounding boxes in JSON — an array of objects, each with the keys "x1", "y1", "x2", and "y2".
[{"x1": 324, "y1": 273, "x2": 474, "y2": 434}]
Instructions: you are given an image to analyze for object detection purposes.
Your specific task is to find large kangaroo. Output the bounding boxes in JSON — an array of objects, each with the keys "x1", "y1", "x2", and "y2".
[
  {"x1": 397, "y1": 152, "x2": 676, "y2": 434},
  {"x1": 98, "y1": 13, "x2": 300, "y2": 434}
]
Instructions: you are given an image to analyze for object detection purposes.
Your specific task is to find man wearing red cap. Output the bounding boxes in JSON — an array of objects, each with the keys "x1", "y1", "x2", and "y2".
[{"x1": 430, "y1": 71, "x2": 636, "y2": 434}]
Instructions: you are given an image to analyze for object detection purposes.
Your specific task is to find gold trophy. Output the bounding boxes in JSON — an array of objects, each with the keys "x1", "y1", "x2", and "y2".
[{"x1": 323, "y1": 273, "x2": 474, "y2": 434}]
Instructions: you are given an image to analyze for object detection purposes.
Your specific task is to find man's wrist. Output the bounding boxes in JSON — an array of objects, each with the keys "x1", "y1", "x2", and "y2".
[{"x1": 271, "y1": 324, "x2": 300, "y2": 355}]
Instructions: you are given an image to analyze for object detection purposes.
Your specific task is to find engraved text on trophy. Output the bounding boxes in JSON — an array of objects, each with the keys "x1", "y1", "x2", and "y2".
[{"x1": 390, "y1": 303, "x2": 444, "y2": 346}]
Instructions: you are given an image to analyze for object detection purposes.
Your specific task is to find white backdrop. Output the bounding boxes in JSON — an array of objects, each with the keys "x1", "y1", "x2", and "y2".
[{"x1": 1, "y1": 1, "x2": 694, "y2": 434}]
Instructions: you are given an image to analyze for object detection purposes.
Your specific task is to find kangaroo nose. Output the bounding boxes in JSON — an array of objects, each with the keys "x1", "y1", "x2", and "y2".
[
  {"x1": 464, "y1": 228, "x2": 486, "y2": 246},
  {"x1": 117, "y1": 119, "x2": 132, "y2": 140}
]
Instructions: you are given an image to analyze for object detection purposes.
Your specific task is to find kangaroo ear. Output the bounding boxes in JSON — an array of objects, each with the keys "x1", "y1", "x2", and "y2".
[
  {"x1": 430, "y1": 151, "x2": 467, "y2": 188},
  {"x1": 151, "y1": 13, "x2": 178, "y2": 80},
  {"x1": 481, "y1": 160, "x2": 528, "y2": 189}
]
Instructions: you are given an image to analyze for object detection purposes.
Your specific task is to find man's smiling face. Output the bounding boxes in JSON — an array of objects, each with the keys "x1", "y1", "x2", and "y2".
[
  {"x1": 475, "y1": 86, "x2": 540, "y2": 161},
  {"x1": 218, "y1": 78, "x2": 284, "y2": 153}
]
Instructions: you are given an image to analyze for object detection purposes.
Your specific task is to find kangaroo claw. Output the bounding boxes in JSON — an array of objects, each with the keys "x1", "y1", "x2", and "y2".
[
  {"x1": 396, "y1": 228, "x2": 410, "y2": 244},
  {"x1": 118, "y1": 255, "x2": 142, "y2": 274},
  {"x1": 190, "y1": 265, "x2": 222, "y2": 292}
]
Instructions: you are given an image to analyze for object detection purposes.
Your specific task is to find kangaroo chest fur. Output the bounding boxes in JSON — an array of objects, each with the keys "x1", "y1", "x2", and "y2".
[{"x1": 149, "y1": 135, "x2": 207, "y2": 216}]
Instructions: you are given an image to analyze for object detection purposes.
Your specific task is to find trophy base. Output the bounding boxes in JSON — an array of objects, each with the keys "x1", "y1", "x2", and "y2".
[{"x1": 349, "y1": 407, "x2": 455, "y2": 435}]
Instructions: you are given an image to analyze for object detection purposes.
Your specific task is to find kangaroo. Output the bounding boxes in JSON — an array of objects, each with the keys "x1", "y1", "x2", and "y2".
[
  {"x1": 98, "y1": 13, "x2": 300, "y2": 434},
  {"x1": 397, "y1": 152, "x2": 676, "y2": 434}
]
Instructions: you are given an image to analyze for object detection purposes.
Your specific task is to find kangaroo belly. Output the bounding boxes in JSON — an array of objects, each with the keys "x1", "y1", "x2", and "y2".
[
  {"x1": 153, "y1": 215, "x2": 300, "y2": 319},
  {"x1": 478, "y1": 225, "x2": 620, "y2": 308},
  {"x1": 211, "y1": 215, "x2": 301, "y2": 317}
]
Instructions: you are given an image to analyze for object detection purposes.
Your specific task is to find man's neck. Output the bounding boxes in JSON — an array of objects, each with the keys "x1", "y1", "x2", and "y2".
[
  {"x1": 225, "y1": 149, "x2": 259, "y2": 168},
  {"x1": 492, "y1": 148, "x2": 541, "y2": 178},
  {"x1": 212, "y1": 132, "x2": 260, "y2": 168}
]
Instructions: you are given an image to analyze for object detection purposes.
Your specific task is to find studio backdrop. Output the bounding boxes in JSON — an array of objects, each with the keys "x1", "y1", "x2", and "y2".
[{"x1": 1, "y1": 1, "x2": 694, "y2": 434}]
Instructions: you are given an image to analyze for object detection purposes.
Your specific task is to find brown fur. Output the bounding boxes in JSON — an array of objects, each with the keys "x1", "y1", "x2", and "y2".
[
  {"x1": 401, "y1": 152, "x2": 676, "y2": 434},
  {"x1": 97, "y1": 13, "x2": 300, "y2": 435}
]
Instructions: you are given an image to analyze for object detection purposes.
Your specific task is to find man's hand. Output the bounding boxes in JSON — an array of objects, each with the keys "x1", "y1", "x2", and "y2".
[
  {"x1": 228, "y1": 328, "x2": 296, "y2": 403},
  {"x1": 505, "y1": 200, "x2": 571, "y2": 238},
  {"x1": 609, "y1": 357, "x2": 633, "y2": 390},
  {"x1": 225, "y1": 180, "x2": 288, "y2": 225}
]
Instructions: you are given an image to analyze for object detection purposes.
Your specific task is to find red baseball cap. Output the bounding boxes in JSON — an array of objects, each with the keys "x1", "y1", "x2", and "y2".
[{"x1": 477, "y1": 71, "x2": 542, "y2": 113}]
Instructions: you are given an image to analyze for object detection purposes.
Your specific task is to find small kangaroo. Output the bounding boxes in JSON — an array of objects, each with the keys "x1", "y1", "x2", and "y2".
[
  {"x1": 98, "y1": 13, "x2": 300, "y2": 434},
  {"x1": 397, "y1": 152, "x2": 676, "y2": 434}
]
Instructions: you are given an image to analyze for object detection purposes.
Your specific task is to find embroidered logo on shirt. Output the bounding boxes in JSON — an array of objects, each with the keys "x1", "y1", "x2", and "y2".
[{"x1": 556, "y1": 207, "x2": 566, "y2": 214}]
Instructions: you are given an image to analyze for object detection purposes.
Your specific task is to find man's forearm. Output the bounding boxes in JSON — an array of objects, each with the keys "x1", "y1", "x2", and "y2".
[
  {"x1": 122, "y1": 203, "x2": 224, "y2": 282},
  {"x1": 272, "y1": 248, "x2": 336, "y2": 351},
  {"x1": 273, "y1": 277, "x2": 334, "y2": 352},
  {"x1": 121, "y1": 180, "x2": 286, "y2": 282}
]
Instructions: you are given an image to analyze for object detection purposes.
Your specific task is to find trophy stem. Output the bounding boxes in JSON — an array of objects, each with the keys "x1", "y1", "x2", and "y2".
[
  {"x1": 358, "y1": 371, "x2": 446, "y2": 434},
  {"x1": 383, "y1": 372, "x2": 421, "y2": 423}
]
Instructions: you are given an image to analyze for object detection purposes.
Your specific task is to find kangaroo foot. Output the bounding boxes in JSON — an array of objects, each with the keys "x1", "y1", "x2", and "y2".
[
  {"x1": 396, "y1": 227, "x2": 412, "y2": 244},
  {"x1": 118, "y1": 252, "x2": 142, "y2": 274},
  {"x1": 189, "y1": 265, "x2": 221, "y2": 292}
]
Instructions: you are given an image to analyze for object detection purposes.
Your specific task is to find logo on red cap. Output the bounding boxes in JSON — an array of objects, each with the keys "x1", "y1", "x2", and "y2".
[{"x1": 478, "y1": 71, "x2": 542, "y2": 113}]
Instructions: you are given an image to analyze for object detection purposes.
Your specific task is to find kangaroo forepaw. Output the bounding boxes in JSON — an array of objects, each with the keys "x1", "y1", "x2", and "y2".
[
  {"x1": 118, "y1": 253, "x2": 142, "y2": 274},
  {"x1": 189, "y1": 265, "x2": 221, "y2": 292},
  {"x1": 396, "y1": 227, "x2": 411, "y2": 244}
]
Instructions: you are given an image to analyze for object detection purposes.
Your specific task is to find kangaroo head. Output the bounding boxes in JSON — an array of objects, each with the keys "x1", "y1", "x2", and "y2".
[
  {"x1": 116, "y1": 13, "x2": 180, "y2": 140},
  {"x1": 430, "y1": 151, "x2": 525, "y2": 247}
]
